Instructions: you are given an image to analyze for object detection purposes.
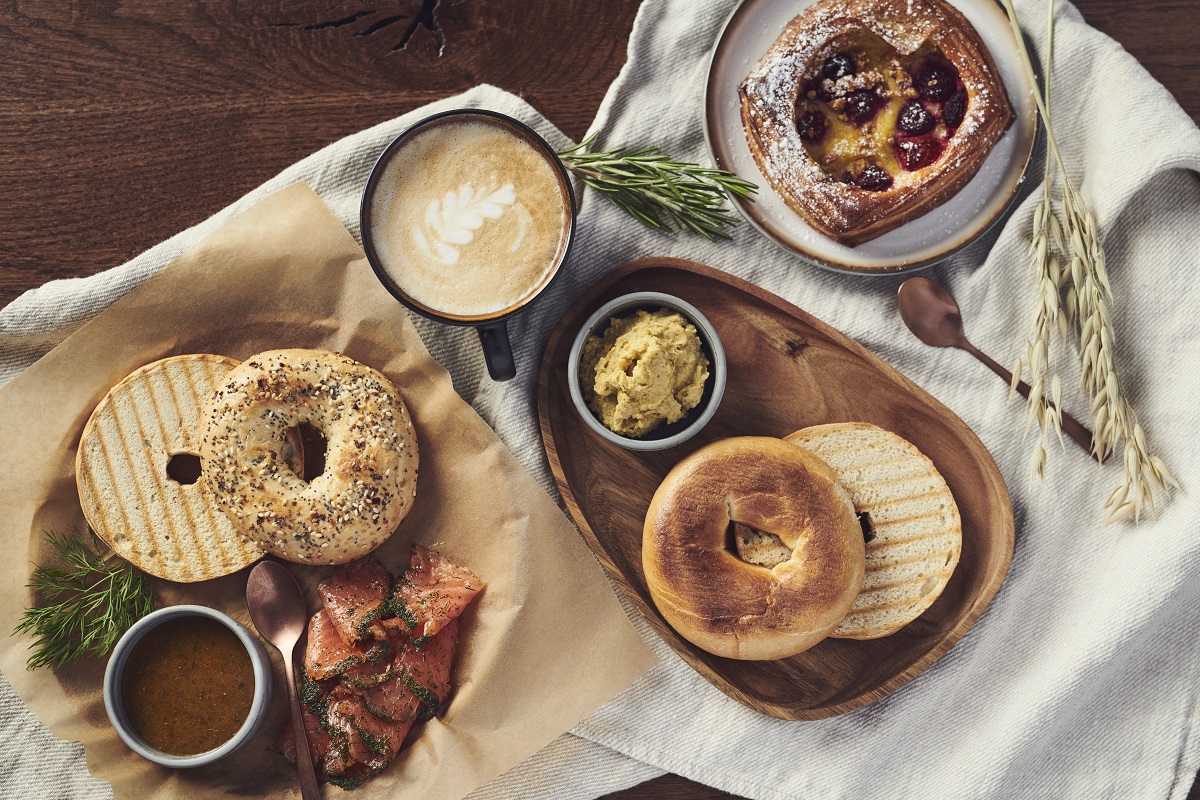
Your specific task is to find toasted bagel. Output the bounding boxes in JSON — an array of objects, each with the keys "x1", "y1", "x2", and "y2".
[
  {"x1": 76, "y1": 354, "x2": 299, "y2": 582},
  {"x1": 642, "y1": 436, "x2": 864, "y2": 660},
  {"x1": 785, "y1": 423, "x2": 961, "y2": 638}
]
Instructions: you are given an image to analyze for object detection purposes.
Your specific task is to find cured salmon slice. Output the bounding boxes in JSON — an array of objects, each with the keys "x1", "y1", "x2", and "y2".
[
  {"x1": 320, "y1": 695, "x2": 414, "y2": 789},
  {"x1": 333, "y1": 695, "x2": 408, "y2": 763},
  {"x1": 387, "y1": 545, "x2": 484, "y2": 639},
  {"x1": 279, "y1": 695, "x2": 347, "y2": 776},
  {"x1": 361, "y1": 618, "x2": 459, "y2": 723},
  {"x1": 401, "y1": 617, "x2": 458, "y2": 717},
  {"x1": 304, "y1": 608, "x2": 391, "y2": 681},
  {"x1": 338, "y1": 626, "x2": 404, "y2": 690},
  {"x1": 286, "y1": 547, "x2": 482, "y2": 790},
  {"x1": 319, "y1": 557, "x2": 392, "y2": 645},
  {"x1": 321, "y1": 701, "x2": 356, "y2": 777},
  {"x1": 358, "y1": 716, "x2": 414, "y2": 778}
]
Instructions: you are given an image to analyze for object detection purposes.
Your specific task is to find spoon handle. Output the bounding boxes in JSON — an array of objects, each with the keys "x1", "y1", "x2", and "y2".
[
  {"x1": 958, "y1": 340, "x2": 1098, "y2": 460},
  {"x1": 282, "y1": 648, "x2": 323, "y2": 800}
]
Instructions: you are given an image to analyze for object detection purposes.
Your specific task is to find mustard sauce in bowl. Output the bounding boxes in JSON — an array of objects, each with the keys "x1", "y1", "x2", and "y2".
[{"x1": 104, "y1": 605, "x2": 272, "y2": 768}]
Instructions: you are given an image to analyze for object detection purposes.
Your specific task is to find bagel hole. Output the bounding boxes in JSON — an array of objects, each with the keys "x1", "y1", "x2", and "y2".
[
  {"x1": 294, "y1": 423, "x2": 327, "y2": 482},
  {"x1": 166, "y1": 453, "x2": 202, "y2": 485},
  {"x1": 731, "y1": 522, "x2": 791, "y2": 568},
  {"x1": 858, "y1": 512, "x2": 875, "y2": 543}
]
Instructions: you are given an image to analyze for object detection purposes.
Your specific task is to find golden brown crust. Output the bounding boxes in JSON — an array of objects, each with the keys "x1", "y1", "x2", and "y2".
[
  {"x1": 642, "y1": 436, "x2": 864, "y2": 660},
  {"x1": 199, "y1": 349, "x2": 419, "y2": 565},
  {"x1": 739, "y1": 0, "x2": 1014, "y2": 245}
]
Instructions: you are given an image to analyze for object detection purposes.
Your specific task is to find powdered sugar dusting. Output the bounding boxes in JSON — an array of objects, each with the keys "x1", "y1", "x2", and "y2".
[{"x1": 739, "y1": 0, "x2": 1013, "y2": 241}]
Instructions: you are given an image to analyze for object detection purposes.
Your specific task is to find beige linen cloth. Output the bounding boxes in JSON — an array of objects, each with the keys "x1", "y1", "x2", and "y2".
[{"x1": 3, "y1": 0, "x2": 1200, "y2": 797}]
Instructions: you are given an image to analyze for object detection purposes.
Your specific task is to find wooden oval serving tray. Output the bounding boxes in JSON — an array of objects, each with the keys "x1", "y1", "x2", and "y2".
[{"x1": 538, "y1": 257, "x2": 1014, "y2": 720}]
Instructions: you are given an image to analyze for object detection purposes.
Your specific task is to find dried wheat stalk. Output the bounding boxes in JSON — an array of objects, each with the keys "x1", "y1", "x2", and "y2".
[
  {"x1": 1009, "y1": 0, "x2": 1064, "y2": 484},
  {"x1": 1011, "y1": 150, "x2": 1064, "y2": 482},
  {"x1": 1002, "y1": 0, "x2": 1177, "y2": 522}
]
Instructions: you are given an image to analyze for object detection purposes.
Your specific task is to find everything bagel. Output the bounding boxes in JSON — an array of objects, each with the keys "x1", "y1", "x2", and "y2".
[
  {"x1": 642, "y1": 436, "x2": 864, "y2": 660},
  {"x1": 199, "y1": 349, "x2": 418, "y2": 565}
]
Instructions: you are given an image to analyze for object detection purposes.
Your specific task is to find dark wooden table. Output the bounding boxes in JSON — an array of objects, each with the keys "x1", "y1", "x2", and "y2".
[{"x1": 1, "y1": 2, "x2": 1196, "y2": 798}]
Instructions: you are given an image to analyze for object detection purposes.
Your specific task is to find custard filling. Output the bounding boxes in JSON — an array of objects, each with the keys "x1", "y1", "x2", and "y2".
[{"x1": 796, "y1": 35, "x2": 968, "y2": 191}]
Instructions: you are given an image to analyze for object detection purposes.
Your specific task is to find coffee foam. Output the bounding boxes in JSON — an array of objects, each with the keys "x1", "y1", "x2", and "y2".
[{"x1": 368, "y1": 119, "x2": 570, "y2": 320}]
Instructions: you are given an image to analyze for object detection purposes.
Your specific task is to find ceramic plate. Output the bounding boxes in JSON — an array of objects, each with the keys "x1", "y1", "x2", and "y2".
[{"x1": 704, "y1": 0, "x2": 1039, "y2": 273}]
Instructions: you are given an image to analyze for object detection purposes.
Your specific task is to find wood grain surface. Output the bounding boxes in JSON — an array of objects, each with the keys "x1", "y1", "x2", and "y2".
[
  {"x1": 538, "y1": 257, "x2": 1014, "y2": 718},
  {"x1": 0, "y1": 0, "x2": 639, "y2": 308},
  {"x1": 0, "y1": 1, "x2": 1197, "y2": 799}
]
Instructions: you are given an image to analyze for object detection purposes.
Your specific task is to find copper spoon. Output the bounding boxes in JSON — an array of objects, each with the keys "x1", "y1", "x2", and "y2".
[
  {"x1": 897, "y1": 276, "x2": 1096, "y2": 458},
  {"x1": 246, "y1": 561, "x2": 322, "y2": 800}
]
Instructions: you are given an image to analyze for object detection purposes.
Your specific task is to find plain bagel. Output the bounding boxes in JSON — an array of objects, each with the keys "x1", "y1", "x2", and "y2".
[
  {"x1": 785, "y1": 423, "x2": 962, "y2": 639},
  {"x1": 642, "y1": 436, "x2": 865, "y2": 660},
  {"x1": 75, "y1": 354, "x2": 300, "y2": 582},
  {"x1": 199, "y1": 349, "x2": 418, "y2": 565}
]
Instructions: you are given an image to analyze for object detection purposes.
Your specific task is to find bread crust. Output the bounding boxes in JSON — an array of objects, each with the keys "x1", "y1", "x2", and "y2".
[
  {"x1": 76, "y1": 354, "x2": 281, "y2": 582},
  {"x1": 642, "y1": 436, "x2": 864, "y2": 660},
  {"x1": 785, "y1": 423, "x2": 962, "y2": 638},
  {"x1": 739, "y1": 0, "x2": 1014, "y2": 245},
  {"x1": 199, "y1": 349, "x2": 418, "y2": 565}
]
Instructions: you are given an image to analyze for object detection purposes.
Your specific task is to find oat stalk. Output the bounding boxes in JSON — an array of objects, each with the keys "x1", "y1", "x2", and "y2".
[
  {"x1": 1009, "y1": 0, "x2": 1063, "y2": 484},
  {"x1": 1002, "y1": 0, "x2": 1177, "y2": 522}
]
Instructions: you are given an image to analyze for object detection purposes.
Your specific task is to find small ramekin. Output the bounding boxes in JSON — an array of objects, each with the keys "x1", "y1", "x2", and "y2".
[
  {"x1": 103, "y1": 604, "x2": 272, "y2": 768},
  {"x1": 568, "y1": 291, "x2": 727, "y2": 451}
]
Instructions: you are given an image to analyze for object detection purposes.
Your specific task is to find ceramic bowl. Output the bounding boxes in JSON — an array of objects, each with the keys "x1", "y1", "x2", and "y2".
[
  {"x1": 567, "y1": 291, "x2": 726, "y2": 451},
  {"x1": 103, "y1": 605, "x2": 272, "y2": 768}
]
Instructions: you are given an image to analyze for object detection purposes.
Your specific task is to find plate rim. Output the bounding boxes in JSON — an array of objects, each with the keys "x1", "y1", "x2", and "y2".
[
  {"x1": 537, "y1": 256, "x2": 1015, "y2": 719},
  {"x1": 702, "y1": 0, "x2": 1041, "y2": 275}
]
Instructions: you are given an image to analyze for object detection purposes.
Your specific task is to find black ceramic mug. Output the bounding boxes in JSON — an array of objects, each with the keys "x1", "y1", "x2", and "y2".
[{"x1": 360, "y1": 108, "x2": 577, "y2": 381}]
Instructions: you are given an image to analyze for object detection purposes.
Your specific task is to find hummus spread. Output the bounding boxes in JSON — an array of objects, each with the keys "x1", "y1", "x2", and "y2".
[{"x1": 581, "y1": 308, "x2": 710, "y2": 437}]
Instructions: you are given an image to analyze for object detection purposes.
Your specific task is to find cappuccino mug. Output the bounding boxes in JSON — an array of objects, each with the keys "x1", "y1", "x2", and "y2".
[{"x1": 361, "y1": 109, "x2": 577, "y2": 381}]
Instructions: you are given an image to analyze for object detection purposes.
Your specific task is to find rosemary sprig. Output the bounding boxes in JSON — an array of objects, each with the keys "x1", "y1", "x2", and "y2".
[
  {"x1": 558, "y1": 133, "x2": 757, "y2": 240},
  {"x1": 14, "y1": 528, "x2": 155, "y2": 670},
  {"x1": 1003, "y1": 0, "x2": 1177, "y2": 522}
]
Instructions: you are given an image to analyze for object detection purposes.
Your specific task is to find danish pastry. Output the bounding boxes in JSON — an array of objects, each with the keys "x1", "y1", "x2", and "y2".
[{"x1": 739, "y1": 0, "x2": 1014, "y2": 245}]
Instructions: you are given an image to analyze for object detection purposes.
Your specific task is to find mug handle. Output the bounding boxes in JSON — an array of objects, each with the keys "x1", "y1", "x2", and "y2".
[{"x1": 477, "y1": 321, "x2": 517, "y2": 381}]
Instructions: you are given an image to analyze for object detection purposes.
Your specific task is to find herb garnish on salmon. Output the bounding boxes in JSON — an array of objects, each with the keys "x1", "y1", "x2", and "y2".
[{"x1": 282, "y1": 547, "x2": 483, "y2": 788}]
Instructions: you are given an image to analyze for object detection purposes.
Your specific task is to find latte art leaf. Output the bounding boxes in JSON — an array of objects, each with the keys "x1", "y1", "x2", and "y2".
[{"x1": 413, "y1": 183, "x2": 518, "y2": 266}]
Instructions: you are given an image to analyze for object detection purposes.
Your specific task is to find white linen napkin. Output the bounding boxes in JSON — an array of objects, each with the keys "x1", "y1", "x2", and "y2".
[{"x1": 4, "y1": 0, "x2": 1200, "y2": 798}]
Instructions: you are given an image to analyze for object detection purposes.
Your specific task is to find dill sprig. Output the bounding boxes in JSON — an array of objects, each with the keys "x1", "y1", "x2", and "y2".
[
  {"x1": 557, "y1": 133, "x2": 757, "y2": 240},
  {"x1": 14, "y1": 528, "x2": 155, "y2": 670}
]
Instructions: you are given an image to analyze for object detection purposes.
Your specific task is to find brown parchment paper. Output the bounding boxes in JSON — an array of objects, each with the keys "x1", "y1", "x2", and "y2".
[{"x1": 0, "y1": 183, "x2": 657, "y2": 799}]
